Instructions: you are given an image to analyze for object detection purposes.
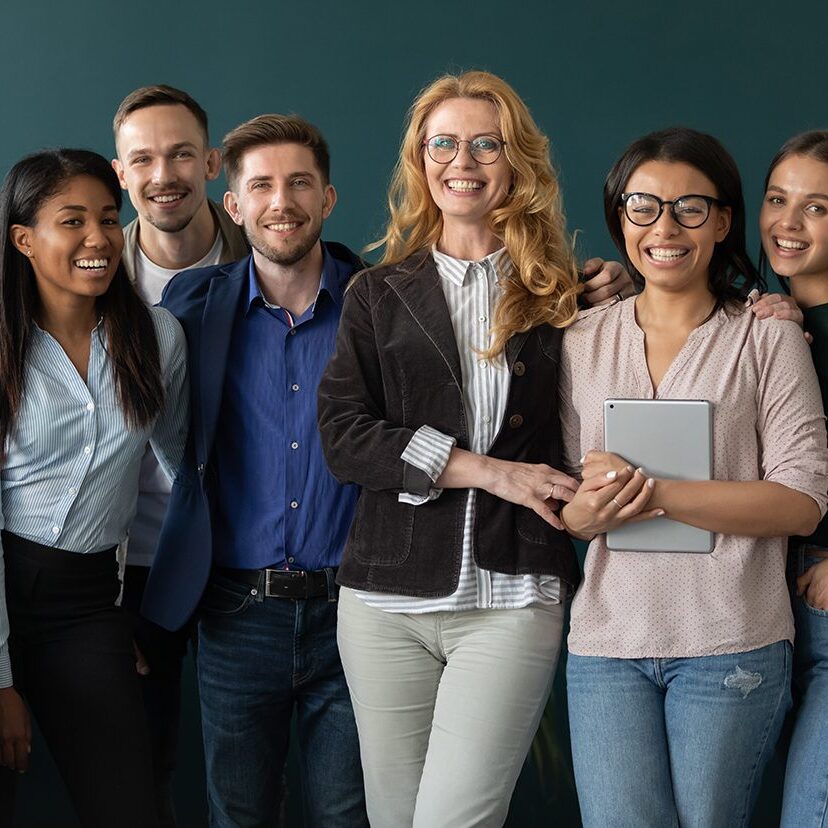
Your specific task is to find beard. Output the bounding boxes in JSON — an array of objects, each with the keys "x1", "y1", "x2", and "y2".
[{"x1": 244, "y1": 217, "x2": 322, "y2": 267}]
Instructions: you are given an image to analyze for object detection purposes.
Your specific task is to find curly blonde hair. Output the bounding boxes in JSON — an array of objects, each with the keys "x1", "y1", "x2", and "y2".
[{"x1": 370, "y1": 70, "x2": 580, "y2": 356}]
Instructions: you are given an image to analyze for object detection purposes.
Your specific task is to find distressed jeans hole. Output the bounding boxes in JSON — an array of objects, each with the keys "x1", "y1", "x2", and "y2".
[{"x1": 723, "y1": 665, "x2": 763, "y2": 698}]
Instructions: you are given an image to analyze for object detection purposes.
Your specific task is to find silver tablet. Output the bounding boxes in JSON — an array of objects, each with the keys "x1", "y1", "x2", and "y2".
[{"x1": 603, "y1": 399, "x2": 714, "y2": 553}]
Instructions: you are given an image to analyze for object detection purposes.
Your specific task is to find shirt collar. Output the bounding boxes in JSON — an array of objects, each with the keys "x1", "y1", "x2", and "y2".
[
  {"x1": 431, "y1": 246, "x2": 511, "y2": 286},
  {"x1": 245, "y1": 242, "x2": 343, "y2": 315}
]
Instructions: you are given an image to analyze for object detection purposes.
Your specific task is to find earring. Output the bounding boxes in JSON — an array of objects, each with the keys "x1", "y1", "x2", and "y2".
[{"x1": 26, "y1": 250, "x2": 32, "y2": 257}]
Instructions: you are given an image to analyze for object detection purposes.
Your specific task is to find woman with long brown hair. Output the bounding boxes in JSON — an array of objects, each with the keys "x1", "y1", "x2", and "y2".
[
  {"x1": 0, "y1": 149, "x2": 187, "y2": 826},
  {"x1": 318, "y1": 70, "x2": 611, "y2": 826}
]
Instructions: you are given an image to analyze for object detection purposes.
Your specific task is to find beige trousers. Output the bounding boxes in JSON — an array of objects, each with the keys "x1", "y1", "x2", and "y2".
[{"x1": 337, "y1": 587, "x2": 566, "y2": 828}]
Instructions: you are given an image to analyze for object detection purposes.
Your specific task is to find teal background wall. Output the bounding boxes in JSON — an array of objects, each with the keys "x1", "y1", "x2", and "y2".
[{"x1": 2, "y1": 0, "x2": 827, "y2": 824}]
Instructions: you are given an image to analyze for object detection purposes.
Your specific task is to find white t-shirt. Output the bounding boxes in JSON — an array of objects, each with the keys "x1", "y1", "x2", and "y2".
[{"x1": 128, "y1": 233, "x2": 223, "y2": 567}]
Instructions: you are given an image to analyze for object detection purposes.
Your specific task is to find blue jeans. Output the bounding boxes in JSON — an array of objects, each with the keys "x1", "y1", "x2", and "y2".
[
  {"x1": 781, "y1": 547, "x2": 828, "y2": 827},
  {"x1": 197, "y1": 570, "x2": 367, "y2": 828},
  {"x1": 567, "y1": 641, "x2": 792, "y2": 828}
]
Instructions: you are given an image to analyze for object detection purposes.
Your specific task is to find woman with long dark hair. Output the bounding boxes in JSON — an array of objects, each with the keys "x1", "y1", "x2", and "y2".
[
  {"x1": 558, "y1": 128, "x2": 828, "y2": 827},
  {"x1": 0, "y1": 149, "x2": 187, "y2": 826},
  {"x1": 758, "y1": 130, "x2": 828, "y2": 828}
]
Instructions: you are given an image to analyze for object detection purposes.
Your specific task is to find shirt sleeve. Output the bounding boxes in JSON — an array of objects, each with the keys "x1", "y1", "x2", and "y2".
[
  {"x1": 0, "y1": 506, "x2": 13, "y2": 687},
  {"x1": 756, "y1": 320, "x2": 828, "y2": 516},
  {"x1": 148, "y1": 309, "x2": 190, "y2": 482},
  {"x1": 558, "y1": 332, "x2": 583, "y2": 477},
  {"x1": 398, "y1": 425, "x2": 457, "y2": 505}
]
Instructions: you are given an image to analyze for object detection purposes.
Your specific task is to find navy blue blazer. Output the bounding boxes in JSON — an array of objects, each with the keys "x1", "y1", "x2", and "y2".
[{"x1": 141, "y1": 242, "x2": 363, "y2": 632}]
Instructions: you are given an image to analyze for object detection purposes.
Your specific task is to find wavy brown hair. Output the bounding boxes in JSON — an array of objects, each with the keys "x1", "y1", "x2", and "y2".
[{"x1": 370, "y1": 70, "x2": 579, "y2": 356}]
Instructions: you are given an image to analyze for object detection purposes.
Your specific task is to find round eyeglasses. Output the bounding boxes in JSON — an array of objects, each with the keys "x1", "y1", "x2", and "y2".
[
  {"x1": 423, "y1": 135, "x2": 506, "y2": 165},
  {"x1": 621, "y1": 192, "x2": 724, "y2": 228}
]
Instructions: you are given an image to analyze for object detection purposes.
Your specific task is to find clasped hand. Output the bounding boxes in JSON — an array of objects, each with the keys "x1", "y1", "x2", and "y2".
[{"x1": 561, "y1": 451, "x2": 664, "y2": 540}]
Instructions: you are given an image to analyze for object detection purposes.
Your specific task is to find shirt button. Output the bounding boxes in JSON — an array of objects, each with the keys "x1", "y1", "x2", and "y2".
[
  {"x1": 290, "y1": 441, "x2": 299, "y2": 450},
  {"x1": 288, "y1": 556, "x2": 295, "y2": 564},
  {"x1": 289, "y1": 329, "x2": 297, "y2": 336},
  {"x1": 480, "y1": 360, "x2": 489, "y2": 368},
  {"x1": 68, "y1": 486, "x2": 77, "y2": 496},
  {"x1": 86, "y1": 402, "x2": 95, "y2": 412},
  {"x1": 83, "y1": 445, "x2": 92, "y2": 455},
  {"x1": 51, "y1": 525, "x2": 60, "y2": 535},
  {"x1": 478, "y1": 316, "x2": 487, "y2": 323},
  {"x1": 290, "y1": 500, "x2": 299, "y2": 509},
  {"x1": 482, "y1": 415, "x2": 492, "y2": 424},
  {"x1": 291, "y1": 384, "x2": 300, "y2": 392}
]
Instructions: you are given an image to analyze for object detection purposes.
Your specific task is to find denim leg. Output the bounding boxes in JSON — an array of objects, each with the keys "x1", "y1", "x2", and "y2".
[
  {"x1": 663, "y1": 641, "x2": 792, "y2": 828},
  {"x1": 567, "y1": 654, "x2": 678, "y2": 828},
  {"x1": 293, "y1": 594, "x2": 368, "y2": 828},
  {"x1": 197, "y1": 573, "x2": 293, "y2": 828},
  {"x1": 781, "y1": 551, "x2": 828, "y2": 828}
]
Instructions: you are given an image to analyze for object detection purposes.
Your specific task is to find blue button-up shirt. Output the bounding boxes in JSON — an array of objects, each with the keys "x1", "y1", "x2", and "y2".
[{"x1": 211, "y1": 244, "x2": 360, "y2": 570}]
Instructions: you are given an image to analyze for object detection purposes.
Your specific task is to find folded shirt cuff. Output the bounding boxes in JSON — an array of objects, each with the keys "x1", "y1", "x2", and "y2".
[
  {"x1": 399, "y1": 425, "x2": 457, "y2": 504},
  {"x1": 0, "y1": 643, "x2": 13, "y2": 688}
]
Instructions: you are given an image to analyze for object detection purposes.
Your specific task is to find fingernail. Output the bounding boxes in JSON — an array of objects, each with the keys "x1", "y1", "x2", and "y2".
[
  {"x1": 625, "y1": 465, "x2": 634, "y2": 473},
  {"x1": 606, "y1": 470, "x2": 617, "y2": 479},
  {"x1": 579, "y1": 455, "x2": 586, "y2": 464},
  {"x1": 647, "y1": 478, "x2": 655, "y2": 488},
  {"x1": 656, "y1": 509, "x2": 666, "y2": 516}
]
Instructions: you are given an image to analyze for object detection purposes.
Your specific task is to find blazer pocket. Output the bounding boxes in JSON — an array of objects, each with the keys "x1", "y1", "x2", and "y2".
[
  {"x1": 516, "y1": 505, "x2": 554, "y2": 545},
  {"x1": 349, "y1": 492, "x2": 414, "y2": 566}
]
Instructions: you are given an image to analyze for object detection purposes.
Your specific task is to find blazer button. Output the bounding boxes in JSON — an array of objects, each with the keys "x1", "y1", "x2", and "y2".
[
  {"x1": 197, "y1": 463, "x2": 205, "y2": 475},
  {"x1": 509, "y1": 414, "x2": 524, "y2": 428},
  {"x1": 513, "y1": 361, "x2": 526, "y2": 376}
]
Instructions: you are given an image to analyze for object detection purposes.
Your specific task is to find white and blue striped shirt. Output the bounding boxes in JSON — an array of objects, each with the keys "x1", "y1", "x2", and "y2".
[
  {"x1": 356, "y1": 248, "x2": 561, "y2": 613},
  {"x1": 0, "y1": 306, "x2": 189, "y2": 685}
]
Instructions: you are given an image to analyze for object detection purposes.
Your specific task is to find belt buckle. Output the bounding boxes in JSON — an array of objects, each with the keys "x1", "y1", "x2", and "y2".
[{"x1": 264, "y1": 568, "x2": 306, "y2": 599}]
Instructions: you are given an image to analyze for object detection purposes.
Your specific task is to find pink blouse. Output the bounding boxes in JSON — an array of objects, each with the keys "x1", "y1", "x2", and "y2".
[{"x1": 559, "y1": 297, "x2": 828, "y2": 658}]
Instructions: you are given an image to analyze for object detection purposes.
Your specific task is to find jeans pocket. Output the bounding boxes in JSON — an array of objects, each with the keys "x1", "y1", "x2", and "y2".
[
  {"x1": 799, "y1": 595, "x2": 828, "y2": 617},
  {"x1": 199, "y1": 575, "x2": 257, "y2": 616}
]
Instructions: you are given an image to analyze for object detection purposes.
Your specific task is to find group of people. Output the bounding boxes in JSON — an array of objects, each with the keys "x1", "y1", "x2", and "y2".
[{"x1": 0, "y1": 69, "x2": 824, "y2": 828}]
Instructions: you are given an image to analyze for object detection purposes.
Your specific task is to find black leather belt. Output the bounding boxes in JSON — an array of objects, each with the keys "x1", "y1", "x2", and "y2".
[{"x1": 214, "y1": 566, "x2": 337, "y2": 599}]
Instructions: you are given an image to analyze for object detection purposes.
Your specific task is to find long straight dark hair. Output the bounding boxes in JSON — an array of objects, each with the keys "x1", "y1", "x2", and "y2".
[
  {"x1": 604, "y1": 127, "x2": 765, "y2": 305},
  {"x1": 0, "y1": 149, "x2": 164, "y2": 456},
  {"x1": 759, "y1": 130, "x2": 828, "y2": 291}
]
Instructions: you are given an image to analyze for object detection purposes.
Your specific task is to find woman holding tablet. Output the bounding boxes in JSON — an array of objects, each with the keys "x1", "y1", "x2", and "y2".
[
  {"x1": 758, "y1": 131, "x2": 828, "y2": 828},
  {"x1": 318, "y1": 70, "x2": 629, "y2": 826},
  {"x1": 0, "y1": 149, "x2": 187, "y2": 826},
  {"x1": 558, "y1": 127, "x2": 828, "y2": 827}
]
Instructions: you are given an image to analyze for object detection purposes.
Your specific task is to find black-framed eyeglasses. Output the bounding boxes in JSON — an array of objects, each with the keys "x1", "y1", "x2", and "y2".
[
  {"x1": 423, "y1": 134, "x2": 506, "y2": 165},
  {"x1": 621, "y1": 192, "x2": 724, "y2": 228}
]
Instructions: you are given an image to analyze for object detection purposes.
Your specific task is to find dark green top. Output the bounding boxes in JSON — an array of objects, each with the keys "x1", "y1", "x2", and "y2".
[{"x1": 800, "y1": 302, "x2": 828, "y2": 546}]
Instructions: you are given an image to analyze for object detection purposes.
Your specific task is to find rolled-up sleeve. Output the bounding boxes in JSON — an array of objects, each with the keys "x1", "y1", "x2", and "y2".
[
  {"x1": 398, "y1": 424, "x2": 457, "y2": 505},
  {"x1": 757, "y1": 321, "x2": 828, "y2": 516}
]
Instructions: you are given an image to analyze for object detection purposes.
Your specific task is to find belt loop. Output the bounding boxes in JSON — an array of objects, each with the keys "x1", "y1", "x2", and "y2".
[{"x1": 324, "y1": 567, "x2": 337, "y2": 603}]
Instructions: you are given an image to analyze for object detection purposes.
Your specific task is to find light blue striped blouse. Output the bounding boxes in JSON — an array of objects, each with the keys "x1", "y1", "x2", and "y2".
[{"x1": 0, "y1": 306, "x2": 189, "y2": 685}]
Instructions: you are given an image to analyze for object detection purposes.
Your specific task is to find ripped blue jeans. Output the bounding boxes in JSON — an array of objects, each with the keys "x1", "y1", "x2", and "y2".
[
  {"x1": 567, "y1": 641, "x2": 792, "y2": 828},
  {"x1": 781, "y1": 545, "x2": 828, "y2": 827}
]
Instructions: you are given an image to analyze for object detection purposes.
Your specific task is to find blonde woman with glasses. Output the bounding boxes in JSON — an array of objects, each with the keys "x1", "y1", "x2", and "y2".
[{"x1": 318, "y1": 70, "x2": 636, "y2": 827}]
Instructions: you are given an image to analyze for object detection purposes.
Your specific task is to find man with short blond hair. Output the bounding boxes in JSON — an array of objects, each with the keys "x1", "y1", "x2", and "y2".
[{"x1": 112, "y1": 84, "x2": 248, "y2": 828}]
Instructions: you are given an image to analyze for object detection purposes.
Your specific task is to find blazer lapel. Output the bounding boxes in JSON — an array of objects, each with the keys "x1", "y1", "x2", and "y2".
[
  {"x1": 384, "y1": 252, "x2": 463, "y2": 388},
  {"x1": 505, "y1": 330, "x2": 530, "y2": 370},
  {"x1": 197, "y1": 258, "x2": 248, "y2": 458}
]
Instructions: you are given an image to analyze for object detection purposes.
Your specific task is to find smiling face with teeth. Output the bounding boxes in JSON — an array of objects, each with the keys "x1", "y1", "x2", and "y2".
[
  {"x1": 113, "y1": 104, "x2": 220, "y2": 234},
  {"x1": 223, "y1": 142, "x2": 336, "y2": 268},
  {"x1": 621, "y1": 160, "x2": 731, "y2": 296},
  {"x1": 422, "y1": 97, "x2": 512, "y2": 246},
  {"x1": 760, "y1": 154, "x2": 828, "y2": 291},
  {"x1": 10, "y1": 175, "x2": 123, "y2": 308}
]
